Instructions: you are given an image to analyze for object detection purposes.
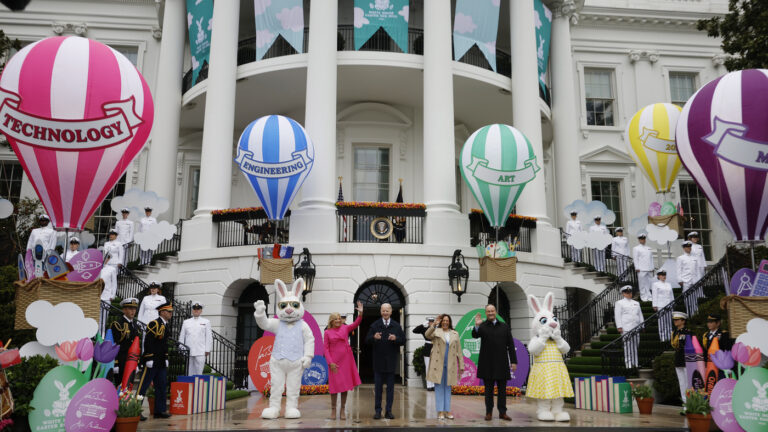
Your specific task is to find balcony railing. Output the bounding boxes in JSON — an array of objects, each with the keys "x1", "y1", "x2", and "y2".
[
  {"x1": 336, "y1": 207, "x2": 425, "y2": 244},
  {"x1": 469, "y1": 212, "x2": 535, "y2": 253},
  {"x1": 560, "y1": 230, "x2": 633, "y2": 279},
  {"x1": 213, "y1": 210, "x2": 290, "y2": 247}
]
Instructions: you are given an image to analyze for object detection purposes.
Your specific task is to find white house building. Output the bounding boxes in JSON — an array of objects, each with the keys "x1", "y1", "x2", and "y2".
[{"x1": 0, "y1": 0, "x2": 730, "y2": 386}]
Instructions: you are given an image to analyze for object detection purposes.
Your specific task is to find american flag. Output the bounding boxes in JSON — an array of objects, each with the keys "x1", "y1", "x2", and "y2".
[{"x1": 338, "y1": 177, "x2": 348, "y2": 241}]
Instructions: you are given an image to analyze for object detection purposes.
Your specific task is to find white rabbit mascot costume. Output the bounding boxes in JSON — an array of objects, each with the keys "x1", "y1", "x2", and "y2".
[
  {"x1": 254, "y1": 278, "x2": 315, "y2": 419},
  {"x1": 526, "y1": 292, "x2": 574, "y2": 422}
]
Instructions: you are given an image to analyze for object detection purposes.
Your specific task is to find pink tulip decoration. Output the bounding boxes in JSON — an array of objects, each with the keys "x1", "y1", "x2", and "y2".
[
  {"x1": 75, "y1": 338, "x2": 93, "y2": 361},
  {"x1": 743, "y1": 345, "x2": 762, "y2": 367},
  {"x1": 731, "y1": 342, "x2": 749, "y2": 363},
  {"x1": 55, "y1": 341, "x2": 78, "y2": 363}
]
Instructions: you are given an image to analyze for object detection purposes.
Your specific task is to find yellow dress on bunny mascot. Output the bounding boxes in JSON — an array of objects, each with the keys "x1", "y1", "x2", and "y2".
[{"x1": 526, "y1": 340, "x2": 574, "y2": 399}]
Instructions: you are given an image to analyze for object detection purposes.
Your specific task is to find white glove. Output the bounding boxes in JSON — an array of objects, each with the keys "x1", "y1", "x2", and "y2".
[
  {"x1": 146, "y1": 360, "x2": 154, "y2": 368},
  {"x1": 165, "y1": 360, "x2": 169, "y2": 368},
  {"x1": 254, "y1": 300, "x2": 266, "y2": 316},
  {"x1": 300, "y1": 356, "x2": 312, "y2": 369},
  {"x1": 113, "y1": 367, "x2": 119, "y2": 375}
]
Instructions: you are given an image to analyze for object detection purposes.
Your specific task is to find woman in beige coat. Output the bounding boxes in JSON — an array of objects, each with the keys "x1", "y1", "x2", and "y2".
[{"x1": 425, "y1": 314, "x2": 464, "y2": 419}]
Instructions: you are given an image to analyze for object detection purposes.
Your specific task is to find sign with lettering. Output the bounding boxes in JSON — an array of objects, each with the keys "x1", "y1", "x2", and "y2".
[
  {"x1": 28, "y1": 365, "x2": 88, "y2": 432},
  {"x1": 732, "y1": 367, "x2": 768, "y2": 432},
  {"x1": 301, "y1": 355, "x2": 328, "y2": 386},
  {"x1": 248, "y1": 335, "x2": 275, "y2": 392},
  {"x1": 65, "y1": 378, "x2": 118, "y2": 432}
]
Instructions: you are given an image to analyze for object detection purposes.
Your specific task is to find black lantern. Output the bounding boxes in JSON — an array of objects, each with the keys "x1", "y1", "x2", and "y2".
[
  {"x1": 294, "y1": 248, "x2": 316, "y2": 301},
  {"x1": 448, "y1": 249, "x2": 469, "y2": 302}
]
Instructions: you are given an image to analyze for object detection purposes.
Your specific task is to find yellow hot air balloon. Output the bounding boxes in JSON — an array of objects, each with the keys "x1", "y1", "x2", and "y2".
[{"x1": 625, "y1": 103, "x2": 682, "y2": 193}]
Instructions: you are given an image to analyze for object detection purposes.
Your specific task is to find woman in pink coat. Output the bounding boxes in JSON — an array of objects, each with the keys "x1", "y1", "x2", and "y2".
[{"x1": 324, "y1": 301, "x2": 363, "y2": 419}]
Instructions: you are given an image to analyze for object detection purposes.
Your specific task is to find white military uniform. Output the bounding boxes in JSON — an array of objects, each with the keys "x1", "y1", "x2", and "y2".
[
  {"x1": 633, "y1": 243, "x2": 654, "y2": 302},
  {"x1": 115, "y1": 218, "x2": 135, "y2": 244},
  {"x1": 138, "y1": 293, "x2": 167, "y2": 325},
  {"x1": 27, "y1": 222, "x2": 57, "y2": 278},
  {"x1": 614, "y1": 296, "x2": 645, "y2": 368},
  {"x1": 589, "y1": 223, "x2": 608, "y2": 272},
  {"x1": 139, "y1": 215, "x2": 157, "y2": 265},
  {"x1": 179, "y1": 316, "x2": 213, "y2": 376},
  {"x1": 677, "y1": 252, "x2": 700, "y2": 316},
  {"x1": 690, "y1": 243, "x2": 706, "y2": 281},
  {"x1": 100, "y1": 239, "x2": 124, "y2": 301},
  {"x1": 63, "y1": 247, "x2": 80, "y2": 263},
  {"x1": 565, "y1": 218, "x2": 582, "y2": 261},
  {"x1": 611, "y1": 235, "x2": 630, "y2": 277},
  {"x1": 652, "y1": 280, "x2": 674, "y2": 341}
]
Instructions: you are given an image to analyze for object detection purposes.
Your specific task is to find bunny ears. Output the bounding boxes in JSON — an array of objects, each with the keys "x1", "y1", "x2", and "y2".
[
  {"x1": 275, "y1": 278, "x2": 306, "y2": 299},
  {"x1": 528, "y1": 292, "x2": 555, "y2": 314}
]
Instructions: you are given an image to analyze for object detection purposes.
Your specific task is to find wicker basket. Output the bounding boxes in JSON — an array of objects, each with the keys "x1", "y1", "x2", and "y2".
[
  {"x1": 259, "y1": 258, "x2": 294, "y2": 285},
  {"x1": 14, "y1": 278, "x2": 103, "y2": 330},
  {"x1": 648, "y1": 214, "x2": 685, "y2": 237},
  {"x1": 479, "y1": 257, "x2": 517, "y2": 282},
  {"x1": 720, "y1": 295, "x2": 768, "y2": 337}
]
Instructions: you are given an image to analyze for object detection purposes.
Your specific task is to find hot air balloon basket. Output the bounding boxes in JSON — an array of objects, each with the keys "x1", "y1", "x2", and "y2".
[
  {"x1": 647, "y1": 214, "x2": 685, "y2": 236},
  {"x1": 258, "y1": 258, "x2": 294, "y2": 285},
  {"x1": 479, "y1": 257, "x2": 517, "y2": 282},
  {"x1": 13, "y1": 279, "x2": 103, "y2": 330},
  {"x1": 721, "y1": 295, "x2": 768, "y2": 338}
]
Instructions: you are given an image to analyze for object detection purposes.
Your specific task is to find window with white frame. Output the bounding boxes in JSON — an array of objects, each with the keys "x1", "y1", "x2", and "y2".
[
  {"x1": 590, "y1": 179, "x2": 623, "y2": 229},
  {"x1": 188, "y1": 167, "x2": 200, "y2": 218},
  {"x1": 108, "y1": 45, "x2": 139, "y2": 66},
  {"x1": 679, "y1": 180, "x2": 712, "y2": 258},
  {"x1": 0, "y1": 161, "x2": 24, "y2": 206},
  {"x1": 584, "y1": 68, "x2": 615, "y2": 126},
  {"x1": 669, "y1": 72, "x2": 697, "y2": 107},
  {"x1": 354, "y1": 146, "x2": 390, "y2": 202}
]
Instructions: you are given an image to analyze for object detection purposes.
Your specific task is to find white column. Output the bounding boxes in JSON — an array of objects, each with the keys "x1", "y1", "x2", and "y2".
[
  {"x1": 145, "y1": 0, "x2": 186, "y2": 221},
  {"x1": 183, "y1": 0, "x2": 239, "y2": 250},
  {"x1": 289, "y1": 0, "x2": 339, "y2": 245},
  {"x1": 421, "y1": 0, "x2": 468, "y2": 246},
  {"x1": 550, "y1": 1, "x2": 582, "y2": 228}
]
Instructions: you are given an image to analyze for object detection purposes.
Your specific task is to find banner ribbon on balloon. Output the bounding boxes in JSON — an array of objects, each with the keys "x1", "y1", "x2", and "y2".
[
  {"x1": 465, "y1": 155, "x2": 540, "y2": 186},
  {"x1": 639, "y1": 127, "x2": 677, "y2": 154},
  {"x1": 703, "y1": 117, "x2": 768, "y2": 171},
  {"x1": 0, "y1": 89, "x2": 144, "y2": 150},
  {"x1": 235, "y1": 147, "x2": 313, "y2": 179}
]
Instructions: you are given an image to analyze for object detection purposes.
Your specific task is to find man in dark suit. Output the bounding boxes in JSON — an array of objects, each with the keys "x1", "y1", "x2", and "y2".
[
  {"x1": 702, "y1": 314, "x2": 732, "y2": 362},
  {"x1": 472, "y1": 304, "x2": 517, "y2": 421},
  {"x1": 110, "y1": 297, "x2": 141, "y2": 386},
  {"x1": 365, "y1": 303, "x2": 405, "y2": 420},
  {"x1": 139, "y1": 302, "x2": 173, "y2": 419}
]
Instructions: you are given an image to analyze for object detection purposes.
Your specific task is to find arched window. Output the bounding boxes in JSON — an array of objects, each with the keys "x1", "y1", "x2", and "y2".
[
  {"x1": 235, "y1": 282, "x2": 269, "y2": 352},
  {"x1": 488, "y1": 284, "x2": 510, "y2": 323},
  {"x1": 354, "y1": 280, "x2": 405, "y2": 310}
]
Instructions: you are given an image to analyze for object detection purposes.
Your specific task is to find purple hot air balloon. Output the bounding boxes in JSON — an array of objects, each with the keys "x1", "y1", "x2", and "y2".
[{"x1": 676, "y1": 69, "x2": 768, "y2": 242}]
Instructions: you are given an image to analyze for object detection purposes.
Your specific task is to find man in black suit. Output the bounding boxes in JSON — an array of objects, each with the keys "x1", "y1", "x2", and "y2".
[
  {"x1": 110, "y1": 297, "x2": 141, "y2": 386},
  {"x1": 365, "y1": 303, "x2": 405, "y2": 420},
  {"x1": 472, "y1": 304, "x2": 517, "y2": 421},
  {"x1": 139, "y1": 302, "x2": 173, "y2": 419}
]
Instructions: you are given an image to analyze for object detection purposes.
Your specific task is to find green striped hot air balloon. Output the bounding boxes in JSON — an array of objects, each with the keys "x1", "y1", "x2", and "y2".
[{"x1": 460, "y1": 124, "x2": 540, "y2": 228}]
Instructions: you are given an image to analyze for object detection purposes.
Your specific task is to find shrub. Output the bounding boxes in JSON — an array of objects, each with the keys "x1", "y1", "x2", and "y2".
[
  {"x1": 115, "y1": 397, "x2": 143, "y2": 418},
  {"x1": 6, "y1": 355, "x2": 59, "y2": 417},
  {"x1": 0, "y1": 265, "x2": 35, "y2": 349},
  {"x1": 631, "y1": 384, "x2": 653, "y2": 399},
  {"x1": 652, "y1": 352, "x2": 680, "y2": 405},
  {"x1": 412, "y1": 345, "x2": 425, "y2": 377}
]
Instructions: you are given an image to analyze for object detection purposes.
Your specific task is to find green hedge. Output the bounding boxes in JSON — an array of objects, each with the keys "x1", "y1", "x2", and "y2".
[
  {"x1": 225, "y1": 390, "x2": 249, "y2": 401},
  {"x1": 6, "y1": 354, "x2": 60, "y2": 417},
  {"x1": 652, "y1": 352, "x2": 681, "y2": 405}
]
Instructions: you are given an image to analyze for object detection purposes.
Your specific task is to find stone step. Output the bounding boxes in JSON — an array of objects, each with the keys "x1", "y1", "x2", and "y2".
[
  {"x1": 581, "y1": 272, "x2": 600, "y2": 279},
  {"x1": 599, "y1": 328, "x2": 608, "y2": 335},
  {"x1": 594, "y1": 276, "x2": 614, "y2": 284}
]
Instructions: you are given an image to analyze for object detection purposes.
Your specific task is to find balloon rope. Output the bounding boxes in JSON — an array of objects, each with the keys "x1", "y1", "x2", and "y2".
[{"x1": 750, "y1": 242, "x2": 756, "y2": 271}]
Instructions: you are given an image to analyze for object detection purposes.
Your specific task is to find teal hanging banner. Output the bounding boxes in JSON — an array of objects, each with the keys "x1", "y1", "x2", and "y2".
[
  {"x1": 186, "y1": 0, "x2": 213, "y2": 85},
  {"x1": 254, "y1": 0, "x2": 304, "y2": 60},
  {"x1": 453, "y1": 0, "x2": 500, "y2": 71},
  {"x1": 354, "y1": 0, "x2": 410, "y2": 53},
  {"x1": 534, "y1": 0, "x2": 552, "y2": 94}
]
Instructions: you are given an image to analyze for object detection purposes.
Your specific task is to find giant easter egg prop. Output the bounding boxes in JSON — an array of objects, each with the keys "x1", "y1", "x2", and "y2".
[
  {"x1": 235, "y1": 115, "x2": 314, "y2": 220},
  {"x1": 676, "y1": 69, "x2": 768, "y2": 242},
  {"x1": 0, "y1": 37, "x2": 154, "y2": 229},
  {"x1": 625, "y1": 103, "x2": 682, "y2": 193},
  {"x1": 460, "y1": 124, "x2": 540, "y2": 228}
]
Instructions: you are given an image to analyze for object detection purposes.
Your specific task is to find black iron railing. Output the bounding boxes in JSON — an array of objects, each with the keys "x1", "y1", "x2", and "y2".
[
  {"x1": 209, "y1": 331, "x2": 250, "y2": 390},
  {"x1": 600, "y1": 257, "x2": 727, "y2": 376},
  {"x1": 469, "y1": 213, "x2": 535, "y2": 253},
  {"x1": 124, "y1": 219, "x2": 184, "y2": 267},
  {"x1": 336, "y1": 207, "x2": 425, "y2": 244},
  {"x1": 560, "y1": 229, "x2": 633, "y2": 280},
  {"x1": 216, "y1": 217, "x2": 290, "y2": 247}
]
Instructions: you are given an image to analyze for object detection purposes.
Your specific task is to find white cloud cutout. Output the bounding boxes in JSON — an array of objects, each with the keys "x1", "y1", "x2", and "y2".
[
  {"x1": 25, "y1": 301, "x2": 98, "y2": 346},
  {"x1": 398, "y1": 5, "x2": 409, "y2": 22},
  {"x1": 256, "y1": 29, "x2": 276, "y2": 48},
  {"x1": 564, "y1": 199, "x2": 616, "y2": 226},
  {"x1": 736, "y1": 318, "x2": 768, "y2": 356},
  {"x1": 55, "y1": 230, "x2": 95, "y2": 249},
  {"x1": 534, "y1": 10, "x2": 542, "y2": 29},
  {"x1": 628, "y1": 213, "x2": 649, "y2": 236},
  {"x1": 566, "y1": 230, "x2": 612, "y2": 250},
  {"x1": 19, "y1": 341, "x2": 57, "y2": 359},
  {"x1": 354, "y1": 7, "x2": 369, "y2": 28},
  {"x1": 276, "y1": 6, "x2": 303, "y2": 32},
  {"x1": 134, "y1": 220, "x2": 177, "y2": 251},
  {"x1": 187, "y1": 12, "x2": 193, "y2": 28},
  {"x1": 111, "y1": 188, "x2": 170, "y2": 221},
  {"x1": 253, "y1": 0, "x2": 272, "y2": 16},
  {"x1": 657, "y1": 258, "x2": 678, "y2": 286},
  {"x1": 645, "y1": 223, "x2": 678, "y2": 245},
  {"x1": 454, "y1": 13, "x2": 477, "y2": 34},
  {"x1": 0, "y1": 198, "x2": 12, "y2": 219}
]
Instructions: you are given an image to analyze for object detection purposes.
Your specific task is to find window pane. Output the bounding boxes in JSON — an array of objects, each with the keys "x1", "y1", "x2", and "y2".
[
  {"x1": 585, "y1": 69, "x2": 613, "y2": 99},
  {"x1": 679, "y1": 180, "x2": 711, "y2": 257},
  {"x1": 670, "y1": 72, "x2": 696, "y2": 106},
  {"x1": 0, "y1": 161, "x2": 23, "y2": 206},
  {"x1": 590, "y1": 179, "x2": 623, "y2": 229},
  {"x1": 354, "y1": 146, "x2": 390, "y2": 202},
  {"x1": 108, "y1": 45, "x2": 139, "y2": 66}
]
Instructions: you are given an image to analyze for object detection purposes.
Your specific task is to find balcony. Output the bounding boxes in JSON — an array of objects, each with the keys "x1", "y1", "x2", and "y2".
[
  {"x1": 336, "y1": 203, "x2": 425, "y2": 244},
  {"x1": 469, "y1": 211, "x2": 535, "y2": 253},
  {"x1": 213, "y1": 208, "x2": 290, "y2": 248}
]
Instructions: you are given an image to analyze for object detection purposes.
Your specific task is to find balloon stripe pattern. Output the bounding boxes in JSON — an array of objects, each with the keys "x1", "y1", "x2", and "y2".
[
  {"x1": 460, "y1": 124, "x2": 539, "y2": 228},
  {"x1": 236, "y1": 115, "x2": 314, "y2": 220},
  {"x1": 625, "y1": 103, "x2": 682, "y2": 193},
  {"x1": 0, "y1": 36, "x2": 154, "y2": 229},
  {"x1": 676, "y1": 69, "x2": 768, "y2": 242}
]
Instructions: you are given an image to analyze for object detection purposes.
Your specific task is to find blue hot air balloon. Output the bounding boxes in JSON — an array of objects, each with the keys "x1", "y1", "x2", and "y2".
[{"x1": 235, "y1": 115, "x2": 315, "y2": 220}]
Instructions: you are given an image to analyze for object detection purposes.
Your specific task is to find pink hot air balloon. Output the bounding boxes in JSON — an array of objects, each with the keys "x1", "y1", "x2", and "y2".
[
  {"x1": 676, "y1": 69, "x2": 768, "y2": 242},
  {"x1": 0, "y1": 36, "x2": 154, "y2": 229}
]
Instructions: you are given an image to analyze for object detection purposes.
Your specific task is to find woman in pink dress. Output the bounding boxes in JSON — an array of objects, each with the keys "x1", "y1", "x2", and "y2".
[{"x1": 324, "y1": 301, "x2": 363, "y2": 419}]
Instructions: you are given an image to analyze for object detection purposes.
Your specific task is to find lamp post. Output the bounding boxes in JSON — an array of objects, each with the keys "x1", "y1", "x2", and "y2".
[
  {"x1": 294, "y1": 248, "x2": 316, "y2": 301},
  {"x1": 448, "y1": 249, "x2": 469, "y2": 302}
]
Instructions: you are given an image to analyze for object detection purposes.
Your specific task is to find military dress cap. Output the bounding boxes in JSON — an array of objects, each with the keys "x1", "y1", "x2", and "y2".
[
  {"x1": 120, "y1": 208, "x2": 130, "y2": 213},
  {"x1": 615, "y1": 227, "x2": 624, "y2": 232},
  {"x1": 192, "y1": 301, "x2": 204, "y2": 309},
  {"x1": 108, "y1": 228, "x2": 118, "y2": 235},
  {"x1": 69, "y1": 236, "x2": 80, "y2": 244},
  {"x1": 144, "y1": 206, "x2": 152, "y2": 211},
  {"x1": 707, "y1": 314, "x2": 721, "y2": 321},
  {"x1": 638, "y1": 233, "x2": 647, "y2": 239},
  {"x1": 120, "y1": 297, "x2": 139, "y2": 308},
  {"x1": 682, "y1": 240, "x2": 693, "y2": 247},
  {"x1": 38, "y1": 214, "x2": 49, "y2": 220},
  {"x1": 657, "y1": 269, "x2": 667, "y2": 275},
  {"x1": 672, "y1": 311, "x2": 689, "y2": 320},
  {"x1": 570, "y1": 211, "x2": 577, "y2": 215},
  {"x1": 148, "y1": 280, "x2": 162, "y2": 288},
  {"x1": 594, "y1": 216, "x2": 602, "y2": 220},
  {"x1": 620, "y1": 285, "x2": 633, "y2": 293},
  {"x1": 687, "y1": 231, "x2": 699, "y2": 238},
  {"x1": 156, "y1": 301, "x2": 173, "y2": 312}
]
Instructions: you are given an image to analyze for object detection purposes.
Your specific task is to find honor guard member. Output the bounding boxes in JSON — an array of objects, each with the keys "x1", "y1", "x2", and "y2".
[
  {"x1": 138, "y1": 281, "x2": 167, "y2": 325},
  {"x1": 64, "y1": 237, "x2": 80, "y2": 263},
  {"x1": 677, "y1": 241, "x2": 700, "y2": 316},
  {"x1": 412, "y1": 318, "x2": 435, "y2": 391},
  {"x1": 115, "y1": 208, "x2": 135, "y2": 265},
  {"x1": 614, "y1": 285, "x2": 644, "y2": 368},
  {"x1": 27, "y1": 214, "x2": 57, "y2": 278},
  {"x1": 670, "y1": 311, "x2": 691, "y2": 403},
  {"x1": 652, "y1": 270, "x2": 674, "y2": 341},
  {"x1": 633, "y1": 233, "x2": 655, "y2": 302},
  {"x1": 688, "y1": 232, "x2": 707, "y2": 282},
  {"x1": 139, "y1": 302, "x2": 172, "y2": 419},
  {"x1": 110, "y1": 298, "x2": 141, "y2": 385},
  {"x1": 611, "y1": 227, "x2": 630, "y2": 277},
  {"x1": 589, "y1": 216, "x2": 609, "y2": 272},
  {"x1": 139, "y1": 207, "x2": 157, "y2": 265},
  {"x1": 702, "y1": 314, "x2": 732, "y2": 362},
  {"x1": 178, "y1": 302, "x2": 212, "y2": 376},
  {"x1": 565, "y1": 211, "x2": 582, "y2": 261},
  {"x1": 100, "y1": 230, "x2": 123, "y2": 300}
]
